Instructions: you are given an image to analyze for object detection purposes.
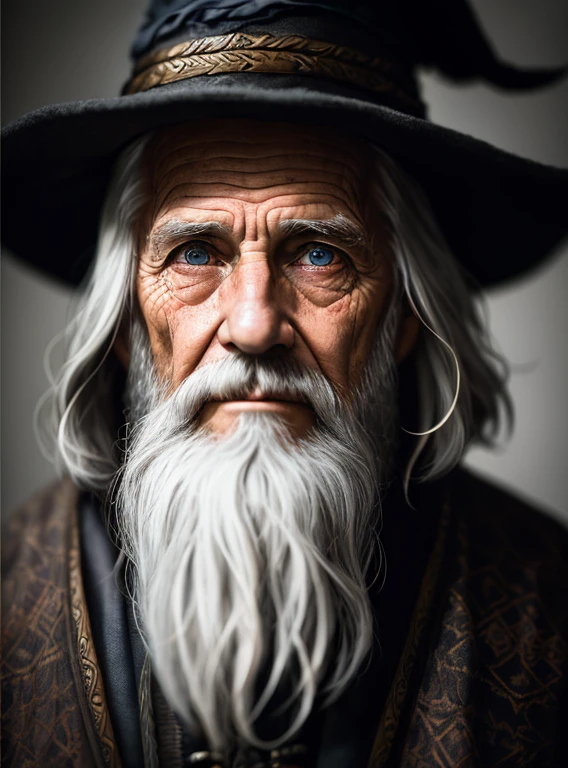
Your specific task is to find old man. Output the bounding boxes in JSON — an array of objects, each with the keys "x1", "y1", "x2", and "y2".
[{"x1": 2, "y1": 1, "x2": 568, "y2": 767}]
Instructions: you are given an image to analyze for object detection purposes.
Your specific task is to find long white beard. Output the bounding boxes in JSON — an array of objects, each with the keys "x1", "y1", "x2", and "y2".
[{"x1": 117, "y1": 312, "x2": 398, "y2": 752}]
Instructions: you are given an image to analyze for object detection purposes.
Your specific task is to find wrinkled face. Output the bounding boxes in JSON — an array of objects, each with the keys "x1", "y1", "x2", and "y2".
[{"x1": 136, "y1": 119, "x2": 396, "y2": 435}]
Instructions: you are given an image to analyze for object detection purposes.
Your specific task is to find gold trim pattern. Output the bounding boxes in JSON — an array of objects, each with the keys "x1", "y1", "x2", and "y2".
[
  {"x1": 125, "y1": 32, "x2": 418, "y2": 108},
  {"x1": 139, "y1": 652, "x2": 160, "y2": 768},
  {"x1": 69, "y1": 514, "x2": 121, "y2": 768},
  {"x1": 366, "y1": 496, "x2": 452, "y2": 767}
]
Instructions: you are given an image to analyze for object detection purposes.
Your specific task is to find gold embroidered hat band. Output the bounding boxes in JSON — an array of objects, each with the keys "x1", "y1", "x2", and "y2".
[
  {"x1": 125, "y1": 32, "x2": 420, "y2": 112},
  {"x1": 3, "y1": 0, "x2": 567, "y2": 289}
]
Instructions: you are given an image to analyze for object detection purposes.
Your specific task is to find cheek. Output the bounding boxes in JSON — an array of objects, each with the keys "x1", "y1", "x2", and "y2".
[
  {"x1": 136, "y1": 273, "x2": 173, "y2": 374},
  {"x1": 292, "y1": 293, "x2": 359, "y2": 389},
  {"x1": 292, "y1": 285, "x2": 387, "y2": 392},
  {"x1": 137, "y1": 271, "x2": 223, "y2": 384},
  {"x1": 168, "y1": 304, "x2": 224, "y2": 384},
  {"x1": 137, "y1": 271, "x2": 172, "y2": 319},
  {"x1": 285, "y1": 263, "x2": 356, "y2": 308},
  {"x1": 161, "y1": 263, "x2": 227, "y2": 306}
]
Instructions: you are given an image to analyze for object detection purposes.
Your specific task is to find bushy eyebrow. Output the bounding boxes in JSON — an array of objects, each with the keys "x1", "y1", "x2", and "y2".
[
  {"x1": 148, "y1": 219, "x2": 231, "y2": 258},
  {"x1": 147, "y1": 213, "x2": 369, "y2": 261},
  {"x1": 276, "y1": 214, "x2": 368, "y2": 249}
]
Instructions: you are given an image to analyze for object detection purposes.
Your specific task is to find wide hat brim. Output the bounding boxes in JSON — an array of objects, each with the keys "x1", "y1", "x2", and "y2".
[{"x1": 2, "y1": 71, "x2": 567, "y2": 288}]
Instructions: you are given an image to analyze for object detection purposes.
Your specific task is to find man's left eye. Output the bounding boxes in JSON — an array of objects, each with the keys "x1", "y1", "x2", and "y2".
[{"x1": 297, "y1": 247, "x2": 336, "y2": 266}]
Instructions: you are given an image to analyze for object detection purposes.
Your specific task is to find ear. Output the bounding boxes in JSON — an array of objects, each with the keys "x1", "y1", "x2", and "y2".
[
  {"x1": 395, "y1": 312, "x2": 420, "y2": 363},
  {"x1": 113, "y1": 332, "x2": 130, "y2": 370}
]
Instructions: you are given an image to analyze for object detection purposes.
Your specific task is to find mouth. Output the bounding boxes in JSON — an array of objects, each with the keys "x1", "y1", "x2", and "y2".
[
  {"x1": 199, "y1": 388, "x2": 315, "y2": 436},
  {"x1": 209, "y1": 387, "x2": 307, "y2": 406}
]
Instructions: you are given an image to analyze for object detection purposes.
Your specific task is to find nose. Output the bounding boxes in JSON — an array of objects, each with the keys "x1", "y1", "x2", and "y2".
[{"x1": 217, "y1": 258, "x2": 294, "y2": 354}]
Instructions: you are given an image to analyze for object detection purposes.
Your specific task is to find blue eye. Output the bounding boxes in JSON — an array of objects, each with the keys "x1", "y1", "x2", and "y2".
[
  {"x1": 306, "y1": 247, "x2": 334, "y2": 266},
  {"x1": 183, "y1": 246, "x2": 210, "y2": 265}
]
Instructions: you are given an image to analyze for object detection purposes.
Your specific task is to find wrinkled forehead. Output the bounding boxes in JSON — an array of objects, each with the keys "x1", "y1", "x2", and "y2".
[{"x1": 142, "y1": 118, "x2": 375, "y2": 221}]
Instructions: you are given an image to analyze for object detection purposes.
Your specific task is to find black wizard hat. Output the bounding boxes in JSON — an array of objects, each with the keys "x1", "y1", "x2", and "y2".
[{"x1": 2, "y1": 0, "x2": 567, "y2": 287}]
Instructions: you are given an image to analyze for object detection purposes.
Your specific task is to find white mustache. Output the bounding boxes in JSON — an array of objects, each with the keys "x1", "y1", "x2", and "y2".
[{"x1": 156, "y1": 354, "x2": 345, "y2": 429}]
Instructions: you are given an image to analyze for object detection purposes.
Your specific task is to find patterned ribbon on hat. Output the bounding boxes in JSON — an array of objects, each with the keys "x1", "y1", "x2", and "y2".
[{"x1": 124, "y1": 31, "x2": 421, "y2": 111}]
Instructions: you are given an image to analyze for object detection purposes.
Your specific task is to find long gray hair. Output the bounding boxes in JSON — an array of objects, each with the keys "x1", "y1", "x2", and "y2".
[{"x1": 38, "y1": 136, "x2": 511, "y2": 490}]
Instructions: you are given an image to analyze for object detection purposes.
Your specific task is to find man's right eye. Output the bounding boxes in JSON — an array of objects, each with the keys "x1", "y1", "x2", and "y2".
[
  {"x1": 167, "y1": 240, "x2": 226, "y2": 267},
  {"x1": 179, "y1": 244, "x2": 210, "y2": 265}
]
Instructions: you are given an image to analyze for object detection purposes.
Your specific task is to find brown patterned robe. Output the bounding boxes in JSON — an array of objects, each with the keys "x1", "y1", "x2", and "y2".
[{"x1": 2, "y1": 472, "x2": 568, "y2": 767}]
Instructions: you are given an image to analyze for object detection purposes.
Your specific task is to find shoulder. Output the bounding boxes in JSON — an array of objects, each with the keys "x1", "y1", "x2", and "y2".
[
  {"x1": 2, "y1": 478, "x2": 79, "y2": 652},
  {"x1": 446, "y1": 467, "x2": 568, "y2": 635},
  {"x1": 2, "y1": 478, "x2": 79, "y2": 583},
  {"x1": 0, "y1": 480, "x2": 103, "y2": 767},
  {"x1": 401, "y1": 475, "x2": 568, "y2": 764},
  {"x1": 449, "y1": 466, "x2": 568, "y2": 564}
]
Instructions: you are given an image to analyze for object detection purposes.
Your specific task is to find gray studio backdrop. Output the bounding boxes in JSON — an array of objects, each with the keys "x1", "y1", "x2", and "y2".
[{"x1": 2, "y1": 0, "x2": 567, "y2": 523}]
